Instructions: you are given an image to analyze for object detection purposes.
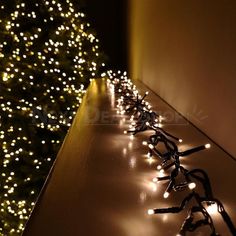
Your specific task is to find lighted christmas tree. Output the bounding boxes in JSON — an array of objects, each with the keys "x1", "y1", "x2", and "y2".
[{"x1": 0, "y1": 0, "x2": 105, "y2": 234}]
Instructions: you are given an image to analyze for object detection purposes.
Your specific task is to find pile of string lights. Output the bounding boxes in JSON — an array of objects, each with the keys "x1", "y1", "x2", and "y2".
[{"x1": 106, "y1": 71, "x2": 236, "y2": 236}]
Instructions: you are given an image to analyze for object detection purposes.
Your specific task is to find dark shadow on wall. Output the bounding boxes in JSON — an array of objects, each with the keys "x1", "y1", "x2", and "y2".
[{"x1": 80, "y1": 0, "x2": 128, "y2": 71}]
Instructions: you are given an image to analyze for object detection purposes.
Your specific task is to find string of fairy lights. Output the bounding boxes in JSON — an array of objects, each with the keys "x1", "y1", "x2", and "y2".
[
  {"x1": 0, "y1": 0, "x2": 105, "y2": 235},
  {"x1": 1, "y1": 0, "x2": 234, "y2": 235},
  {"x1": 106, "y1": 71, "x2": 236, "y2": 236}
]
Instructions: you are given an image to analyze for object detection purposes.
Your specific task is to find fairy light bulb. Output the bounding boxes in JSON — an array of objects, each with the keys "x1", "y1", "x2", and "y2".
[
  {"x1": 159, "y1": 115, "x2": 164, "y2": 121},
  {"x1": 205, "y1": 143, "x2": 211, "y2": 149},
  {"x1": 157, "y1": 165, "x2": 162, "y2": 170},
  {"x1": 206, "y1": 202, "x2": 218, "y2": 215},
  {"x1": 163, "y1": 192, "x2": 169, "y2": 199},
  {"x1": 147, "y1": 152, "x2": 151, "y2": 158},
  {"x1": 148, "y1": 144, "x2": 154, "y2": 149},
  {"x1": 188, "y1": 182, "x2": 196, "y2": 190},
  {"x1": 142, "y1": 141, "x2": 148, "y2": 146},
  {"x1": 147, "y1": 209, "x2": 155, "y2": 215},
  {"x1": 153, "y1": 177, "x2": 158, "y2": 183}
]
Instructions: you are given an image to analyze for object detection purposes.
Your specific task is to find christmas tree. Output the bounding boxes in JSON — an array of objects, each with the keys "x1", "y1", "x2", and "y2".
[{"x1": 0, "y1": 0, "x2": 105, "y2": 235}]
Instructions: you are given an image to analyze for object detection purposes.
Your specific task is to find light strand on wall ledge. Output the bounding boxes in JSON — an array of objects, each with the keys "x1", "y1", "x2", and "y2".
[
  {"x1": 149, "y1": 168, "x2": 236, "y2": 236},
  {"x1": 104, "y1": 70, "x2": 236, "y2": 236}
]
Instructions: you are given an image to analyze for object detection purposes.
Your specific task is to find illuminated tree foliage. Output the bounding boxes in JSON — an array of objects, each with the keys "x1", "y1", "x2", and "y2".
[{"x1": 0, "y1": 0, "x2": 105, "y2": 234}]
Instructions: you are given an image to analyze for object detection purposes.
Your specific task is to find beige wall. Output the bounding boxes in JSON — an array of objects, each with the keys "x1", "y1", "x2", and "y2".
[{"x1": 128, "y1": 0, "x2": 236, "y2": 157}]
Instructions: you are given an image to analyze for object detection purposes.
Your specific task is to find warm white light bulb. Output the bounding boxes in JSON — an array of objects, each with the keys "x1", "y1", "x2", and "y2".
[
  {"x1": 159, "y1": 169, "x2": 164, "y2": 174},
  {"x1": 153, "y1": 177, "x2": 158, "y2": 183},
  {"x1": 147, "y1": 209, "x2": 155, "y2": 215},
  {"x1": 206, "y1": 202, "x2": 218, "y2": 215},
  {"x1": 123, "y1": 130, "x2": 127, "y2": 134},
  {"x1": 188, "y1": 182, "x2": 196, "y2": 190},
  {"x1": 148, "y1": 144, "x2": 154, "y2": 149},
  {"x1": 163, "y1": 192, "x2": 169, "y2": 199},
  {"x1": 205, "y1": 143, "x2": 211, "y2": 149},
  {"x1": 179, "y1": 139, "x2": 183, "y2": 143},
  {"x1": 142, "y1": 141, "x2": 148, "y2": 146},
  {"x1": 157, "y1": 165, "x2": 162, "y2": 170}
]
